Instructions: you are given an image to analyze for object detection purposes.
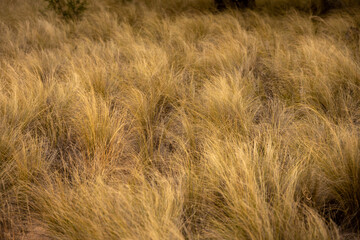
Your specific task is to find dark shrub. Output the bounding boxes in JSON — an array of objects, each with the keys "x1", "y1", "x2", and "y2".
[
  {"x1": 214, "y1": 0, "x2": 255, "y2": 10},
  {"x1": 44, "y1": 0, "x2": 88, "y2": 20}
]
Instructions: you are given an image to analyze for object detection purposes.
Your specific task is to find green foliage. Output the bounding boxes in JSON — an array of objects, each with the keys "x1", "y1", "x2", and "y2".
[{"x1": 44, "y1": 0, "x2": 88, "y2": 20}]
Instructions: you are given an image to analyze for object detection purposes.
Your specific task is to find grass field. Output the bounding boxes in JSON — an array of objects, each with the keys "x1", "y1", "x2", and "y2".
[{"x1": 0, "y1": 0, "x2": 359, "y2": 239}]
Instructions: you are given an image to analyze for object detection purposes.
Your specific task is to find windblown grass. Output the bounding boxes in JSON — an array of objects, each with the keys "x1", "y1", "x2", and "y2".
[{"x1": 0, "y1": 0, "x2": 359, "y2": 239}]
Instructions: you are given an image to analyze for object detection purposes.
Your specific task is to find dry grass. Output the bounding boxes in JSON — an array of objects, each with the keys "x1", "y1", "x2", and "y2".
[{"x1": 0, "y1": 0, "x2": 359, "y2": 239}]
